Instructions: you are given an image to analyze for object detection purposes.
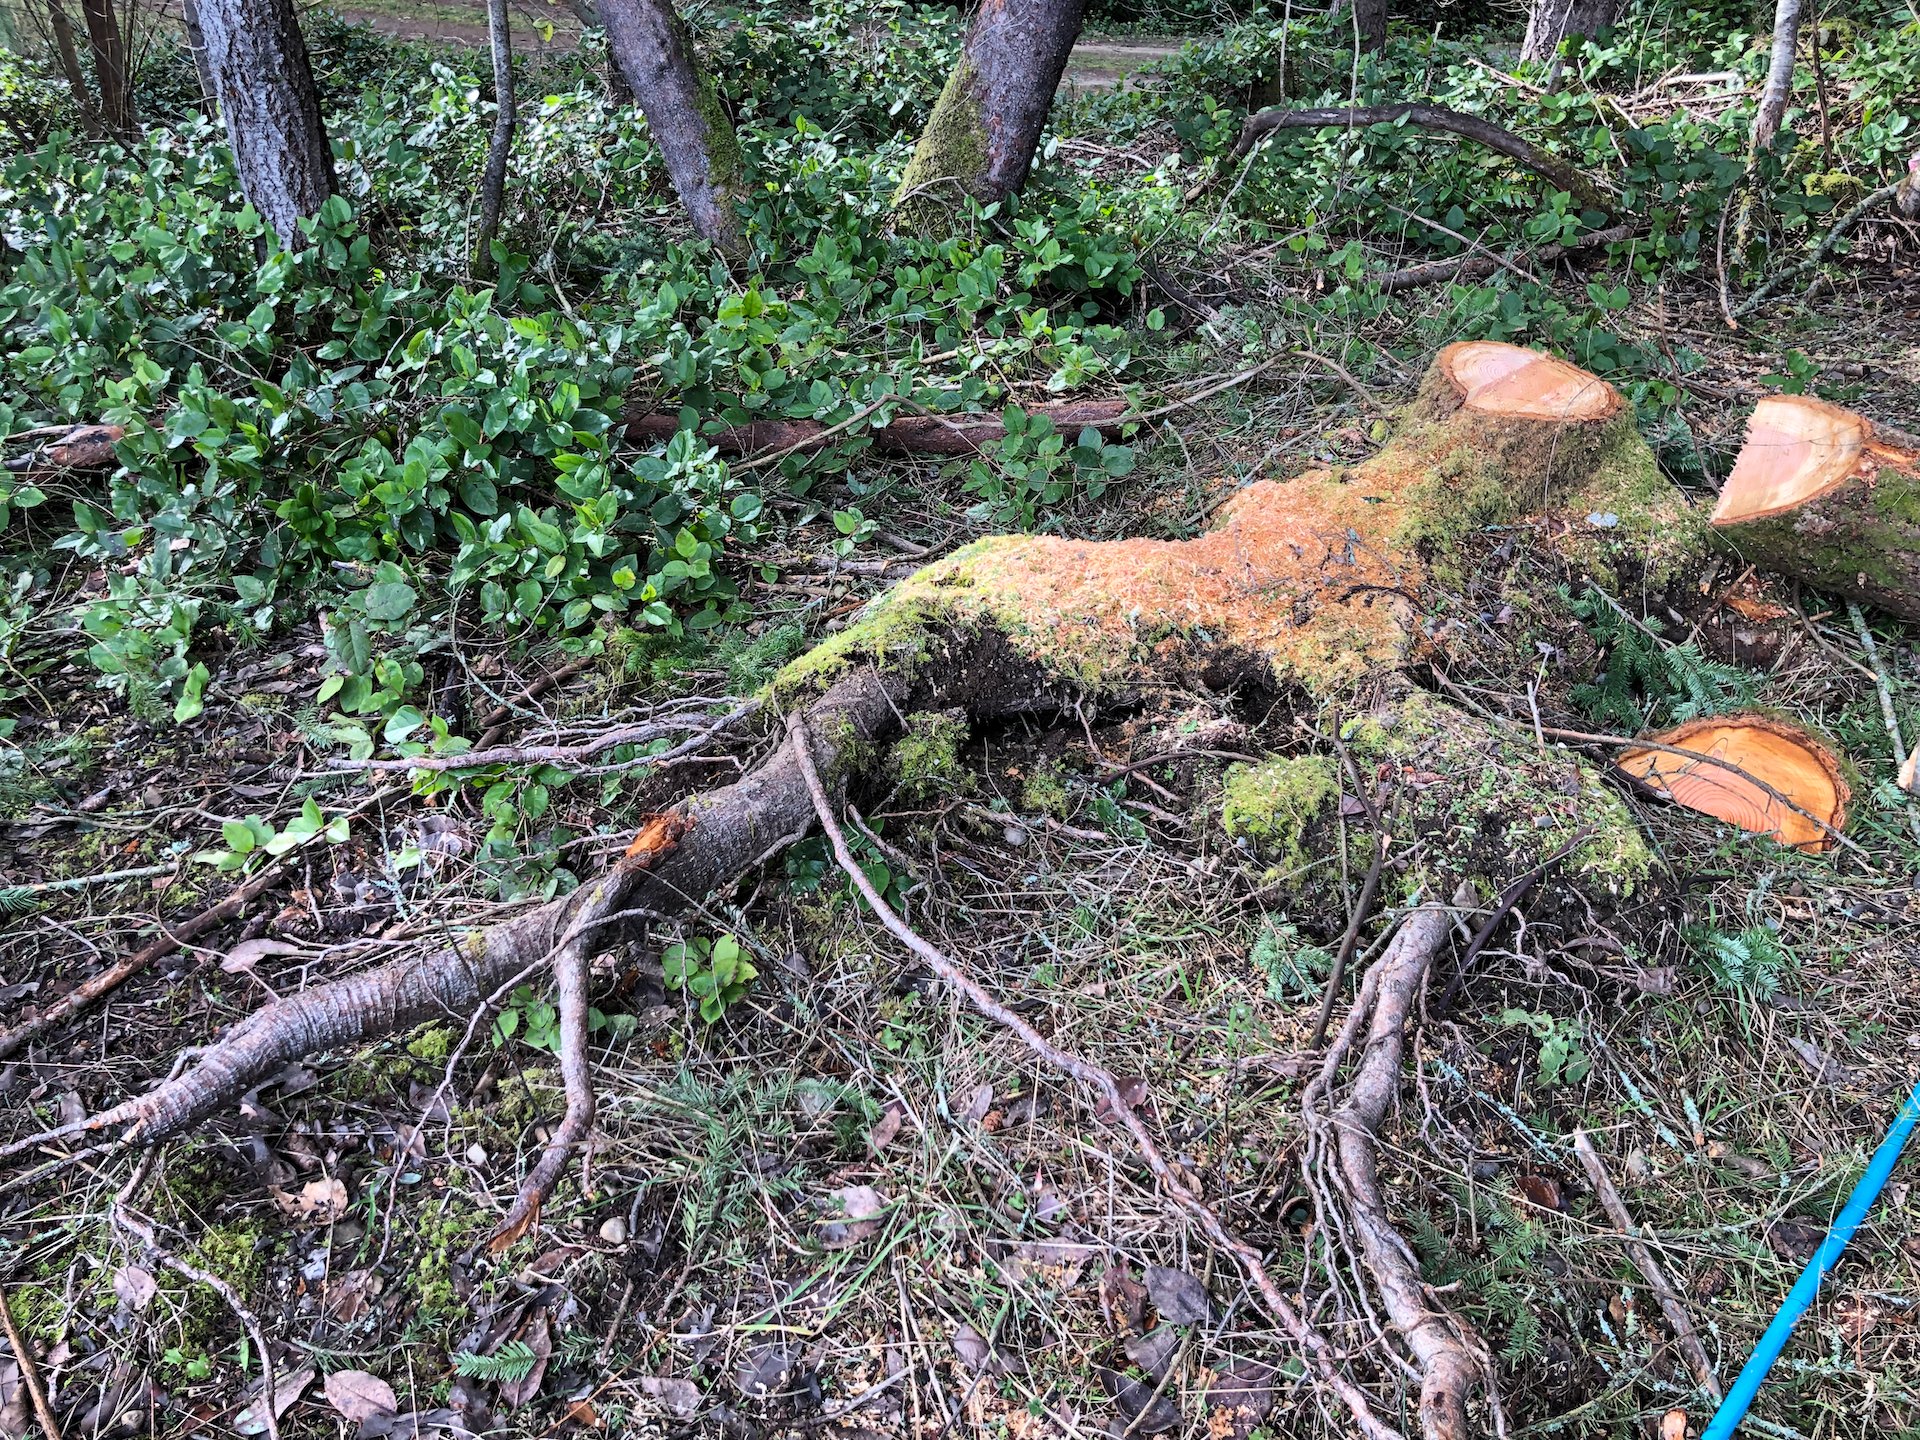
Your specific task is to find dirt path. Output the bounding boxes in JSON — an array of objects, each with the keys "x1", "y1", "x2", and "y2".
[{"x1": 314, "y1": 1, "x2": 1189, "y2": 87}]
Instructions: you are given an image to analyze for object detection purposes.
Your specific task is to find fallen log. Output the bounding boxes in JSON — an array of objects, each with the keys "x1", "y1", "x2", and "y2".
[
  {"x1": 1230, "y1": 103, "x2": 1614, "y2": 217},
  {"x1": 1374, "y1": 222, "x2": 1639, "y2": 294},
  {"x1": 3, "y1": 422, "x2": 125, "y2": 472},
  {"x1": 1710, "y1": 395, "x2": 1920, "y2": 622},
  {"x1": 1616, "y1": 714, "x2": 1848, "y2": 852},
  {"x1": 621, "y1": 398, "x2": 1130, "y2": 459}
]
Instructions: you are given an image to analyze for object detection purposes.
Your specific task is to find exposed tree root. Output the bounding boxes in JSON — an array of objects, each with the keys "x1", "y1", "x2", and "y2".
[
  {"x1": 787, "y1": 712, "x2": 1407, "y2": 1440},
  {"x1": 1, "y1": 671, "x2": 898, "y2": 1162},
  {"x1": 1231, "y1": 104, "x2": 1615, "y2": 215},
  {"x1": 1303, "y1": 887, "x2": 1487, "y2": 1440}
]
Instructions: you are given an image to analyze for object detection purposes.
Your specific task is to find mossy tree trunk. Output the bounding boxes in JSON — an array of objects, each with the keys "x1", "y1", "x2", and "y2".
[
  {"x1": 599, "y1": 0, "x2": 746, "y2": 259},
  {"x1": 893, "y1": 0, "x2": 1086, "y2": 233},
  {"x1": 1520, "y1": 0, "x2": 1620, "y2": 62},
  {"x1": 197, "y1": 0, "x2": 336, "y2": 248}
]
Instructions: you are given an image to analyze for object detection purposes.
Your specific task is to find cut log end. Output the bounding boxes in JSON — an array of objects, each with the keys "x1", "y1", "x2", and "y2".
[
  {"x1": 1712, "y1": 395, "x2": 1868, "y2": 524},
  {"x1": 1437, "y1": 341, "x2": 1624, "y2": 422},
  {"x1": 1618, "y1": 714, "x2": 1848, "y2": 851}
]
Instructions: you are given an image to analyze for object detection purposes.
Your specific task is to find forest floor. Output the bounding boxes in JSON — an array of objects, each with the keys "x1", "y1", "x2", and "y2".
[{"x1": 7, "y1": 261, "x2": 1920, "y2": 1440}]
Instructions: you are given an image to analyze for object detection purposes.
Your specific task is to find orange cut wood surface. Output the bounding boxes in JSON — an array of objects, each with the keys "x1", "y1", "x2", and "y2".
[
  {"x1": 1617, "y1": 715, "x2": 1847, "y2": 851},
  {"x1": 1442, "y1": 341, "x2": 1623, "y2": 421},
  {"x1": 1712, "y1": 395, "x2": 1867, "y2": 524}
]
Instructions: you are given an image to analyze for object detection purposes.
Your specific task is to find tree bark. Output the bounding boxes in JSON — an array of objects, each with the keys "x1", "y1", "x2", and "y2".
[
  {"x1": 893, "y1": 0, "x2": 1086, "y2": 232},
  {"x1": 1520, "y1": 0, "x2": 1620, "y2": 62},
  {"x1": 472, "y1": 0, "x2": 516, "y2": 277},
  {"x1": 1349, "y1": 0, "x2": 1386, "y2": 54},
  {"x1": 43, "y1": 0, "x2": 105, "y2": 138},
  {"x1": 1750, "y1": 0, "x2": 1804, "y2": 153},
  {"x1": 195, "y1": 0, "x2": 335, "y2": 247},
  {"x1": 598, "y1": 0, "x2": 746, "y2": 258},
  {"x1": 181, "y1": 0, "x2": 218, "y2": 113},
  {"x1": 75, "y1": 0, "x2": 134, "y2": 138}
]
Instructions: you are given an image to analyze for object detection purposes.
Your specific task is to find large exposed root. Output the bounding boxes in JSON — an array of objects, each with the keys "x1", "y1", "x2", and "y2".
[
  {"x1": 787, "y1": 713, "x2": 1407, "y2": 1440},
  {"x1": 1304, "y1": 887, "x2": 1486, "y2": 1440},
  {"x1": 3, "y1": 671, "x2": 897, "y2": 1161}
]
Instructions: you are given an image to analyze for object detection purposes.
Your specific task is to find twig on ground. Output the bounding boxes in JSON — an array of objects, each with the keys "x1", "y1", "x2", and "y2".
[
  {"x1": 0, "y1": 1281, "x2": 63, "y2": 1440},
  {"x1": 3, "y1": 861, "x2": 177, "y2": 899},
  {"x1": 1572, "y1": 1130, "x2": 1721, "y2": 1398},
  {"x1": 1432, "y1": 831, "x2": 1588, "y2": 1019},
  {"x1": 114, "y1": 1157, "x2": 282, "y2": 1440},
  {"x1": 1847, "y1": 603, "x2": 1920, "y2": 847},
  {"x1": 1374, "y1": 222, "x2": 1638, "y2": 294},
  {"x1": 1733, "y1": 181, "x2": 1899, "y2": 318},
  {"x1": 786, "y1": 713, "x2": 1404, "y2": 1440},
  {"x1": 339, "y1": 698, "x2": 758, "y2": 773},
  {"x1": 1230, "y1": 103, "x2": 1615, "y2": 216}
]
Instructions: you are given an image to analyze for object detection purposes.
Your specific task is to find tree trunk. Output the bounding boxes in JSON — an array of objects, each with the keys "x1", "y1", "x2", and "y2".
[
  {"x1": 181, "y1": 0, "x2": 218, "y2": 112},
  {"x1": 1349, "y1": 0, "x2": 1386, "y2": 54},
  {"x1": 1520, "y1": 0, "x2": 1620, "y2": 62},
  {"x1": 75, "y1": 0, "x2": 134, "y2": 138},
  {"x1": 1750, "y1": 0, "x2": 1804, "y2": 153},
  {"x1": 195, "y1": 0, "x2": 335, "y2": 248},
  {"x1": 44, "y1": 0, "x2": 104, "y2": 138},
  {"x1": 893, "y1": 0, "x2": 1086, "y2": 232},
  {"x1": 472, "y1": 0, "x2": 516, "y2": 277},
  {"x1": 1710, "y1": 394, "x2": 1920, "y2": 621},
  {"x1": 598, "y1": 0, "x2": 745, "y2": 258}
]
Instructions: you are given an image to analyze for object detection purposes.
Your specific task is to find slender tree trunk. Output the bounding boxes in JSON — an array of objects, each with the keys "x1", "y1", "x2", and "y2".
[
  {"x1": 1349, "y1": 0, "x2": 1386, "y2": 53},
  {"x1": 1750, "y1": 0, "x2": 1804, "y2": 153},
  {"x1": 893, "y1": 0, "x2": 1086, "y2": 232},
  {"x1": 1520, "y1": 0, "x2": 1619, "y2": 62},
  {"x1": 472, "y1": 0, "x2": 515, "y2": 276},
  {"x1": 180, "y1": 0, "x2": 217, "y2": 112},
  {"x1": 76, "y1": 0, "x2": 135, "y2": 137},
  {"x1": 598, "y1": 0, "x2": 745, "y2": 258},
  {"x1": 45, "y1": 0, "x2": 105, "y2": 137},
  {"x1": 195, "y1": 0, "x2": 334, "y2": 247}
]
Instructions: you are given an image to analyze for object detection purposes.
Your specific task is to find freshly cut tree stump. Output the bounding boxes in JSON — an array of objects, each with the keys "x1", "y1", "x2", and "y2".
[
  {"x1": 1616, "y1": 714, "x2": 1848, "y2": 851},
  {"x1": 1711, "y1": 395, "x2": 1920, "y2": 622}
]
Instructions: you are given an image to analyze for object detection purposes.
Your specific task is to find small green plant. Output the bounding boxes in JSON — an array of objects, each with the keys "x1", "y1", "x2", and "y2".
[
  {"x1": 1249, "y1": 915, "x2": 1333, "y2": 1002},
  {"x1": 492, "y1": 984, "x2": 560, "y2": 1050},
  {"x1": 1496, "y1": 1008, "x2": 1592, "y2": 1089},
  {"x1": 163, "y1": 1347, "x2": 214, "y2": 1381},
  {"x1": 1683, "y1": 922, "x2": 1795, "y2": 999},
  {"x1": 964, "y1": 410, "x2": 1136, "y2": 530},
  {"x1": 1565, "y1": 587, "x2": 1757, "y2": 731},
  {"x1": 194, "y1": 798, "x2": 351, "y2": 873},
  {"x1": 451, "y1": 1338, "x2": 541, "y2": 1382},
  {"x1": 662, "y1": 933, "x2": 758, "y2": 1022}
]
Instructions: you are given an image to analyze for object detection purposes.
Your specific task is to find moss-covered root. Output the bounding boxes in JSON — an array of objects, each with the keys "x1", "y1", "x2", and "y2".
[
  {"x1": 892, "y1": 0, "x2": 1087, "y2": 232},
  {"x1": 1710, "y1": 394, "x2": 1920, "y2": 623},
  {"x1": 1221, "y1": 691, "x2": 1652, "y2": 906},
  {"x1": 773, "y1": 342, "x2": 1698, "y2": 709}
]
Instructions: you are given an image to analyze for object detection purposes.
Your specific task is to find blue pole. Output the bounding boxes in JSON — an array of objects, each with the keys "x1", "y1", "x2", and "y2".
[{"x1": 1701, "y1": 1077, "x2": 1920, "y2": 1440}]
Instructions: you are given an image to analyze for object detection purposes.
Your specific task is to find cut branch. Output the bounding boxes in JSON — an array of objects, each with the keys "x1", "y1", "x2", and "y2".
[
  {"x1": 1231, "y1": 104, "x2": 1614, "y2": 216},
  {"x1": 1374, "y1": 222, "x2": 1638, "y2": 294},
  {"x1": 1710, "y1": 394, "x2": 1920, "y2": 621}
]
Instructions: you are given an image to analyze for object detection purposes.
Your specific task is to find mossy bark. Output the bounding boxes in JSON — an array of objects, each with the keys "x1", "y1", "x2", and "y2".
[
  {"x1": 892, "y1": 0, "x2": 1086, "y2": 233},
  {"x1": 1713, "y1": 445, "x2": 1920, "y2": 622},
  {"x1": 600, "y1": 0, "x2": 747, "y2": 258}
]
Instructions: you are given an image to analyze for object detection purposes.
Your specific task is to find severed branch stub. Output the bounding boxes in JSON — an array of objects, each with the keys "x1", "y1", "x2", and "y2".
[{"x1": 1710, "y1": 394, "x2": 1920, "y2": 623}]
